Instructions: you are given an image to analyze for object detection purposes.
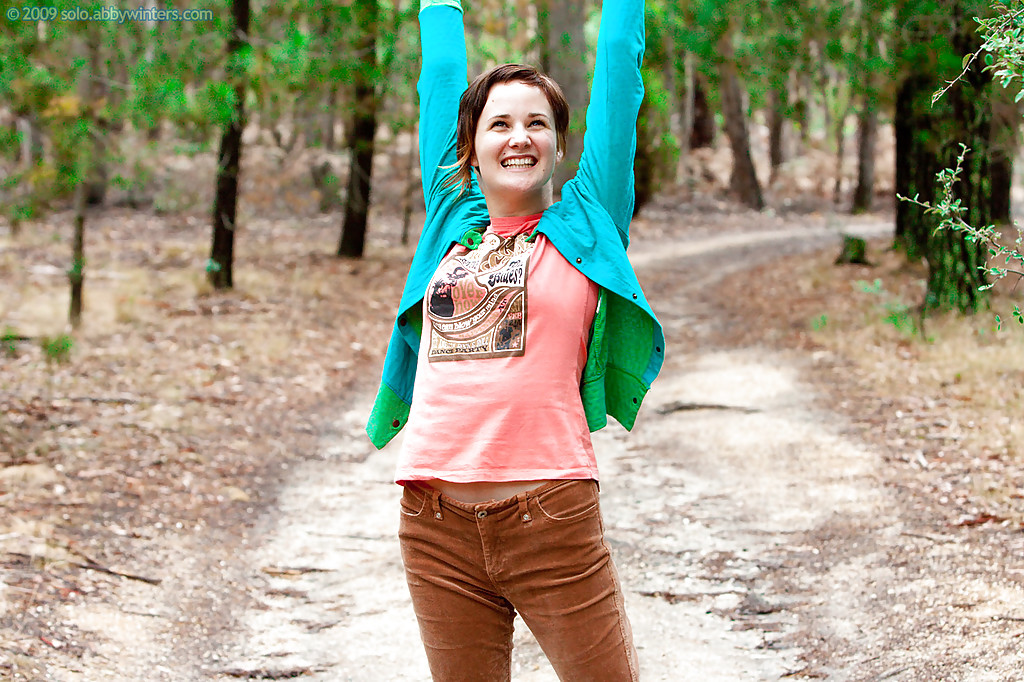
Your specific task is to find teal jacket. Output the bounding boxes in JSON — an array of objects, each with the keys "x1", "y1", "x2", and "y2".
[{"x1": 366, "y1": 0, "x2": 664, "y2": 449}]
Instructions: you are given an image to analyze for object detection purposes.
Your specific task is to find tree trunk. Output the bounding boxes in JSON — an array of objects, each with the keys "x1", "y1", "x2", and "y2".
[
  {"x1": 832, "y1": 103, "x2": 851, "y2": 205},
  {"x1": 324, "y1": 85, "x2": 338, "y2": 151},
  {"x1": 989, "y1": 149, "x2": 1012, "y2": 226},
  {"x1": 465, "y1": 6, "x2": 486, "y2": 81},
  {"x1": 989, "y1": 93, "x2": 1017, "y2": 225},
  {"x1": 85, "y1": 28, "x2": 108, "y2": 207},
  {"x1": 815, "y1": 45, "x2": 832, "y2": 154},
  {"x1": 338, "y1": 0, "x2": 379, "y2": 259},
  {"x1": 851, "y1": 0, "x2": 880, "y2": 214},
  {"x1": 208, "y1": 0, "x2": 250, "y2": 289},
  {"x1": 401, "y1": 127, "x2": 418, "y2": 246},
  {"x1": 690, "y1": 77, "x2": 716, "y2": 149},
  {"x1": 767, "y1": 87, "x2": 786, "y2": 185},
  {"x1": 542, "y1": 0, "x2": 588, "y2": 193},
  {"x1": 680, "y1": 51, "x2": 695, "y2": 156},
  {"x1": 634, "y1": 89, "x2": 656, "y2": 216},
  {"x1": 69, "y1": 181, "x2": 86, "y2": 329},
  {"x1": 144, "y1": 13, "x2": 164, "y2": 141},
  {"x1": 893, "y1": 75, "x2": 930, "y2": 262},
  {"x1": 850, "y1": 102, "x2": 877, "y2": 213},
  {"x1": 894, "y1": 1, "x2": 995, "y2": 315},
  {"x1": 796, "y1": 69, "x2": 811, "y2": 147},
  {"x1": 17, "y1": 116, "x2": 44, "y2": 168},
  {"x1": 717, "y1": 37, "x2": 764, "y2": 210}
]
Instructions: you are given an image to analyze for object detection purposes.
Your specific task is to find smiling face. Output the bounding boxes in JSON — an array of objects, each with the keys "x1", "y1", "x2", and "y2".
[{"x1": 470, "y1": 81, "x2": 563, "y2": 217}]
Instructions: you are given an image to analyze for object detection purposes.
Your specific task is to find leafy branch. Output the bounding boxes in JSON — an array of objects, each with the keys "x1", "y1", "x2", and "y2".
[
  {"x1": 898, "y1": 144, "x2": 1024, "y2": 327},
  {"x1": 933, "y1": 1, "x2": 1024, "y2": 104}
]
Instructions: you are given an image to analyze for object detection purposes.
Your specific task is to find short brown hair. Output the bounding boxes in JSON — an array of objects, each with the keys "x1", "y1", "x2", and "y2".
[{"x1": 443, "y1": 64, "x2": 570, "y2": 195}]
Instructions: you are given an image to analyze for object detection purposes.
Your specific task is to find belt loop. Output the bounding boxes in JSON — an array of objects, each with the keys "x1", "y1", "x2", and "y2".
[
  {"x1": 517, "y1": 492, "x2": 532, "y2": 524},
  {"x1": 431, "y1": 489, "x2": 443, "y2": 521}
]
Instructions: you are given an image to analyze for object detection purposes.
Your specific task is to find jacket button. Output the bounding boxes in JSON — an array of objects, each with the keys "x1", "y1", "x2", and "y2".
[
  {"x1": 632, "y1": 293, "x2": 638, "y2": 299},
  {"x1": 632, "y1": 397, "x2": 638, "y2": 404},
  {"x1": 576, "y1": 257, "x2": 582, "y2": 264},
  {"x1": 656, "y1": 346, "x2": 662, "y2": 353},
  {"x1": 392, "y1": 419, "x2": 401, "y2": 428}
]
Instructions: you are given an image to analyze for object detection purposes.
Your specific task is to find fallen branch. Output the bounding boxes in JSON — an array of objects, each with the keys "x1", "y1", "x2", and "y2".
[
  {"x1": 220, "y1": 666, "x2": 318, "y2": 679},
  {"x1": 71, "y1": 560, "x2": 162, "y2": 586},
  {"x1": 62, "y1": 396, "x2": 141, "y2": 405},
  {"x1": 658, "y1": 401, "x2": 760, "y2": 415},
  {"x1": 262, "y1": 566, "x2": 332, "y2": 577},
  {"x1": 54, "y1": 538, "x2": 162, "y2": 586}
]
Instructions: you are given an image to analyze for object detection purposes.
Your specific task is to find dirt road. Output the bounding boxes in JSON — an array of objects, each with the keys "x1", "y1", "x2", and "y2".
[{"x1": 24, "y1": 215, "x2": 1024, "y2": 681}]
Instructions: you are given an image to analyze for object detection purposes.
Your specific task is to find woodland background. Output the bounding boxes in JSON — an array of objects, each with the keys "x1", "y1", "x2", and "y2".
[{"x1": 1, "y1": 0, "x2": 1022, "y2": 313}]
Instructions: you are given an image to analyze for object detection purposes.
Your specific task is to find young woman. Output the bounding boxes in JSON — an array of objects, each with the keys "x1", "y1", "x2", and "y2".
[{"x1": 366, "y1": 0, "x2": 664, "y2": 678}]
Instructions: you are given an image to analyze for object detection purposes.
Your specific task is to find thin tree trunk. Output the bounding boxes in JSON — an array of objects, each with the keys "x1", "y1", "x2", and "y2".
[
  {"x1": 893, "y1": 75, "x2": 927, "y2": 260},
  {"x1": 17, "y1": 117, "x2": 43, "y2": 168},
  {"x1": 208, "y1": 0, "x2": 250, "y2": 289},
  {"x1": 767, "y1": 87, "x2": 786, "y2": 185},
  {"x1": 990, "y1": 149, "x2": 1012, "y2": 226},
  {"x1": 680, "y1": 51, "x2": 695, "y2": 156},
  {"x1": 144, "y1": 14, "x2": 163, "y2": 141},
  {"x1": 662, "y1": 25, "x2": 681, "y2": 159},
  {"x1": 816, "y1": 45, "x2": 832, "y2": 153},
  {"x1": 543, "y1": 0, "x2": 587, "y2": 193},
  {"x1": 401, "y1": 126, "x2": 418, "y2": 246},
  {"x1": 465, "y1": 7, "x2": 485, "y2": 80},
  {"x1": 324, "y1": 85, "x2": 338, "y2": 151},
  {"x1": 717, "y1": 37, "x2": 764, "y2": 210},
  {"x1": 990, "y1": 94, "x2": 1016, "y2": 225},
  {"x1": 832, "y1": 104, "x2": 851, "y2": 205},
  {"x1": 634, "y1": 88, "x2": 656, "y2": 216},
  {"x1": 690, "y1": 77, "x2": 716, "y2": 149},
  {"x1": 69, "y1": 181, "x2": 86, "y2": 329},
  {"x1": 338, "y1": 0, "x2": 379, "y2": 259},
  {"x1": 797, "y1": 69, "x2": 811, "y2": 147},
  {"x1": 85, "y1": 29, "x2": 108, "y2": 207},
  {"x1": 851, "y1": 0, "x2": 879, "y2": 214},
  {"x1": 850, "y1": 103, "x2": 877, "y2": 213}
]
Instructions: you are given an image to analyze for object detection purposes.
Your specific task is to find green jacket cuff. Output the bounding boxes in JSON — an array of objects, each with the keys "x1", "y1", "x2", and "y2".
[{"x1": 366, "y1": 382, "x2": 411, "y2": 450}]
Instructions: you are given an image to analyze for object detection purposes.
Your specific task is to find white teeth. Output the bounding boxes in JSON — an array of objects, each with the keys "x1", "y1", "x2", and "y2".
[{"x1": 502, "y1": 158, "x2": 536, "y2": 168}]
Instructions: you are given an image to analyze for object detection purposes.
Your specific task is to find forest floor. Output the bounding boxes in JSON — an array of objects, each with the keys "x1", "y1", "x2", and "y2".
[{"x1": 2, "y1": 147, "x2": 1024, "y2": 680}]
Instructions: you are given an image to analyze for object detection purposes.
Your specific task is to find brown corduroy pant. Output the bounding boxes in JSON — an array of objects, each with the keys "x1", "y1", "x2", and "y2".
[{"x1": 398, "y1": 479, "x2": 639, "y2": 681}]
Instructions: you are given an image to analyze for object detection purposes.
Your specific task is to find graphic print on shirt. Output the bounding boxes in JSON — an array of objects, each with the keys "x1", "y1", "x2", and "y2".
[{"x1": 427, "y1": 232, "x2": 536, "y2": 362}]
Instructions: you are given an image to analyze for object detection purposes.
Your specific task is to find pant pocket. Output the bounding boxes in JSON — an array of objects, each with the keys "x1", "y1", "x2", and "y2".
[
  {"x1": 399, "y1": 484, "x2": 428, "y2": 518},
  {"x1": 533, "y1": 480, "x2": 599, "y2": 523}
]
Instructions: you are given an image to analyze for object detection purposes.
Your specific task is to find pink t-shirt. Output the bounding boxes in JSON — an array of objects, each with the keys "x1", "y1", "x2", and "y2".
[{"x1": 396, "y1": 213, "x2": 600, "y2": 483}]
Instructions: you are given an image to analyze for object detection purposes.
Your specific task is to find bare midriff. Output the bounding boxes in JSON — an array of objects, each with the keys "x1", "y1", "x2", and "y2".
[{"x1": 425, "y1": 479, "x2": 554, "y2": 504}]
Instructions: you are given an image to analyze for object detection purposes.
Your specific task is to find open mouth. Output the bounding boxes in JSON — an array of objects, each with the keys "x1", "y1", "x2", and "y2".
[{"x1": 501, "y1": 157, "x2": 537, "y2": 168}]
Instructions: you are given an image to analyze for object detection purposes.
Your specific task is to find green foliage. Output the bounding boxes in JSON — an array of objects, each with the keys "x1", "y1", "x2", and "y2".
[
  {"x1": 40, "y1": 334, "x2": 74, "y2": 363},
  {"x1": 935, "y1": 0, "x2": 1024, "y2": 103},
  {"x1": 2, "y1": 327, "x2": 21, "y2": 357},
  {"x1": 857, "y1": 279, "x2": 924, "y2": 338}
]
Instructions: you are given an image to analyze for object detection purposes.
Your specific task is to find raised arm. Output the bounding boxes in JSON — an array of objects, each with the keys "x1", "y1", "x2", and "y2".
[
  {"x1": 417, "y1": 0, "x2": 469, "y2": 203},
  {"x1": 573, "y1": 0, "x2": 645, "y2": 242}
]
